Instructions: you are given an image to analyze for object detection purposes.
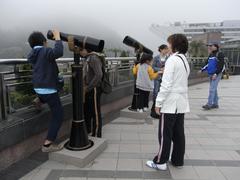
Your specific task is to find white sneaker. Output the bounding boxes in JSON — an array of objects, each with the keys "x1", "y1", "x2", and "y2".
[
  {"x1": 146, "y1": 160, "x2": 167, "y2": 171},
  {"x1": 41, "y1": 143, "x2": 63, "y2": 153},
  {"x1": 138, "y1": 109, "x2": 144, "y2": 113},
  {"x1": 143, "y1": 107, "x2": 149, "y2": 111}
]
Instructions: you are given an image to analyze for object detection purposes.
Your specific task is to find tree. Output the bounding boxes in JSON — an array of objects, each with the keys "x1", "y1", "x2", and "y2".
[
  {"x1": 120, "y1": 50, "x2": 129, "y2": 57},
  {"x1": 189, "y1": 40, "x2": 208, "y2": 57}
]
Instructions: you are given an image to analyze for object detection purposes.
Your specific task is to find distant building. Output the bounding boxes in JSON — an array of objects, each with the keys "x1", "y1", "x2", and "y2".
[
  {"x1": 150, "y1": 20, "x2": 240, "y2": 44},
  {"x1": 150, "y1": 20, "x2": 240, "y2": 72},
  {"x1": 183, "y1": 20, "x2": 240, "y2": 44},
  {"x1": 191, "y1": 32, "x2": 222, "y2": 45},
  {"x1": 223, "y1": 38, "x2": 240, "y2": 48}
]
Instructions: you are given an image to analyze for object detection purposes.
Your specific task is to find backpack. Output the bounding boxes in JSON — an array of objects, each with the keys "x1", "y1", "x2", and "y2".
[
  {"x1": 92, "y1": 53, "x2": 112, "y2": 94},
  {"x1": 216, "y1": 52, "x2": 226, "y2": 73}
]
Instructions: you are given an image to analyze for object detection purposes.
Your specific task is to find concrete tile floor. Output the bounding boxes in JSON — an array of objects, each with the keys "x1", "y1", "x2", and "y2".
[{"x1": 19, "y1": 76, "x2": 240, "y2": 180}]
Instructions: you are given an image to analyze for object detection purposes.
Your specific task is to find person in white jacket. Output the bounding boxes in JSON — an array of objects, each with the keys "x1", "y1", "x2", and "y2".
[{"x1": 146, "y1": 34, "x2": 190, "y2": 171}]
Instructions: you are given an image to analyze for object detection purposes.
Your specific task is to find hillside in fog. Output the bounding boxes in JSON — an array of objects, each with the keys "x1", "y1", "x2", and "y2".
[{"x1": 0, "y1": 18, "x2": 132, "y2": 58}]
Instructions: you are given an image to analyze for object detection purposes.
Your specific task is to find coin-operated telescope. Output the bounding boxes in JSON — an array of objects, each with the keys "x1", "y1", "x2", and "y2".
[
  {"x1": 47, "y1": 31, "x2": 104, "y2": 53},
  {"x1": 122, "y1": 36, "x2": 153, "y2": 112},
  {"x1": 47, "y1": 30, "x2": 105, "y2": 151},
  {"x1": 123, "y1": 36, "x2": 153, "y2": 56}
]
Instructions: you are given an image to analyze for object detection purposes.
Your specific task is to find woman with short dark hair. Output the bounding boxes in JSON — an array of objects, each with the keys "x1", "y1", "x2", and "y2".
[{"x1": 146, "y1": 34, "x2": 190, "y2": 171}]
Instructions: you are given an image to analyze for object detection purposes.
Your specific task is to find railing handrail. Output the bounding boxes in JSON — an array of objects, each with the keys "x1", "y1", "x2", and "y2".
[
  {"x1": 0, "y1": 56, "x2": 231, "y2": 121},
  {"x1": 0, "y1": 57, "x2": 137, "y2": 65},
  {"x1": 0, "y1": 57, "x2": 138, "y2": 120},
  {"x1": 0, "y1": 56, "x2": 229, "y2": 64}
]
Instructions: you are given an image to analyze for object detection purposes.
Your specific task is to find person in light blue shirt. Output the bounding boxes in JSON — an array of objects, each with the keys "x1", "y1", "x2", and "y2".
[{"x1": 27, "y1": 30, "x2": 64, "y2": 153}]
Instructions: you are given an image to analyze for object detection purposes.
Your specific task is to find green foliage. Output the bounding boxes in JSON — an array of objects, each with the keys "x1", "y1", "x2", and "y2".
[
  {"x1": 15, "y1": 64, "x2": 33, "y2": 95},
  {"x1": 8, "y1": 64, "x2": 35, "y2": 109},
  {"x1": 120, "y1": 50, "x2": 129, "y2": 57},
  {"x1": 189, "y1": 40, "x2": 208, "y2": 57},
  {"x1": 60, "y1": 82, "x2": 71, "y2": 96},
  {"x1": 10, "y1": 91, "x2": 35, "y2": 109}
]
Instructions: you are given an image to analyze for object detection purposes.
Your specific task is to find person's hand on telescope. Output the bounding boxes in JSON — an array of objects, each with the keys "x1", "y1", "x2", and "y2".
[{"x1": 52, "y1": 30, "x2": 61, "y2": 40}]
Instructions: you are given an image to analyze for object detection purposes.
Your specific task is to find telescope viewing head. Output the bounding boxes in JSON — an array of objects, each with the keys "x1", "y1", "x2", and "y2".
[
  {"x1": 47, "y1": 30, "x2": 105, "y2": 53},
  {"x1": 123, "y1": 36, "x2": 153, "y2": 56}
]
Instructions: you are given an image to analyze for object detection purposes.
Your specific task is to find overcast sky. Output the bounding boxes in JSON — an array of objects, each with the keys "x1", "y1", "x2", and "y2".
[{"x1": 1, "y1": 0, "x2": 240, "y2": 52}]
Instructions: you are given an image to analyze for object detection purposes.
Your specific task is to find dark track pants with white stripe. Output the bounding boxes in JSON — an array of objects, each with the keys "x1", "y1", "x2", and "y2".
[
  {"x1": 153, "y1": 113, "x2": 185, "y2": 166},
  {"x1": 84, "y1": 87, "x2": 102, "y2": 138}
]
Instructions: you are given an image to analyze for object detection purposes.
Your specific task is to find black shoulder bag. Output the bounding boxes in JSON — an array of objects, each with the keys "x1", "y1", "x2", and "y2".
[{"x1": 99, "y1": 56, "x2": 112, "y2": 94}]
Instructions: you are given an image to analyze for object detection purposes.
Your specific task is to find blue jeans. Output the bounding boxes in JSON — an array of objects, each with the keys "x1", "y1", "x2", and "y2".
[
  {"x1": 153, "y1": 79, "x2": 161, "y2": 101},
  {"x1": 38, "y1": 93, "x2": 63, "y2": 142},
  {"x1": 207, "y1": 73, "x2": 222, "y2": 106}
]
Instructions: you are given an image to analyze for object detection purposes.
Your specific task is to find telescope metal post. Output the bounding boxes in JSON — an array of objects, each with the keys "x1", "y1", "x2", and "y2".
[{"x1": 64, "y1": 51, "x2": 93, "y2": 151}]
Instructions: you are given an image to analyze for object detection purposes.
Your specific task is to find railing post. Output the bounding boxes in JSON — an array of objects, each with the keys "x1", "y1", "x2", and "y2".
[
  {"x1": 189, "y1": 58, "x2": 194, "y2": 71},
  {"x1": 237, "y1": 51, "x2": 240, "y2": 67},
  {"x1": 114, "y1": 65, "x2": 119, "y2": 86},
  {"x1": 0, "y1": 73, "x2": 7, "y2": 121}
]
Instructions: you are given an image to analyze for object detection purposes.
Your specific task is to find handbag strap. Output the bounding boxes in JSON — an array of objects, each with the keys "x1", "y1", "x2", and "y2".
[{"x1": 176, "y1": 54, "x2": 188, "y2": 73}]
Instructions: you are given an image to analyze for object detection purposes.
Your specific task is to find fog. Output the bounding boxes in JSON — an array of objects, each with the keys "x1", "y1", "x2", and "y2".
[{"x1": 0, "y1": 0, "x2": 239, "y2": 57}]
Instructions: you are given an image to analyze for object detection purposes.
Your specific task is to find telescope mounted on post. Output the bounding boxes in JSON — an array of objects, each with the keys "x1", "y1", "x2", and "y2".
[
  {"x1": 47, "y1": 30, "x2": 105, "y2": 53},
  {"x1": 46, "y1": 30, "x2": 105, "y2": 151},
  {"x1": 123, "y1": 36, "x2": 153, "y2": 56}
]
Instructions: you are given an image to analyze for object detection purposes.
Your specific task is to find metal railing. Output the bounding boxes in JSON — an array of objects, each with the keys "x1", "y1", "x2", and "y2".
[
  {"x1": 0, "y1": 57, "x2": 136, "y2": 120},
  {"x1": 0, "y1": 56, "x2": 230, "y2": 121},
  {"x1": 222, "y1": 48, "x2": 240, "y2": 67}
]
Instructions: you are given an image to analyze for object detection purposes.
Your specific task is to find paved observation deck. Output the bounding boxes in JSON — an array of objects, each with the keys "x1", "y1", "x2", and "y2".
[{"x1": 7, "y1": 75, "x2": 238, "y2": 180}]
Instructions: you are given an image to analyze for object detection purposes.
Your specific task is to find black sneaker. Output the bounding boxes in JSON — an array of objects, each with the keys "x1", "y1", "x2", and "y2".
[
  {"x1": 212, "y1": 104, "x2": 219, "y2": 109},
  {"x1": 128, "y1": 107, "x2": 137, "y2": 111},
  {"x1": 202, "y1": 104, "x2": 212, "y2": 110}
]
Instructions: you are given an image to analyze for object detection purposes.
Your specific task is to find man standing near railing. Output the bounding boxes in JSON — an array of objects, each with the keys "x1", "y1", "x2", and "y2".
[
  {"x1": 27, "y1": 30, "x2": 64, "y2": 152},
  {"x1": 199, "y1": 43, "x2": 225, "y2": 110}
]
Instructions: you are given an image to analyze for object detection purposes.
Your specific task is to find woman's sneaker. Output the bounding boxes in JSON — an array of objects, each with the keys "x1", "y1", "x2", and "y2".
[
  {"x1": 41, "y1": 143, "x2": 64, "y2": 153},
  {"x1": 169, "y1": 161, "x2": 183, "y2": 169},
  {"x1": 146, "y1": 160, "x2": 167, "y2": 171},
  {"x1": 172, "y1": 165, "x2": 183, "y2": 169},
  {"x1": 137, "y1": 109, "x2": 144, "y2": 113}
]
